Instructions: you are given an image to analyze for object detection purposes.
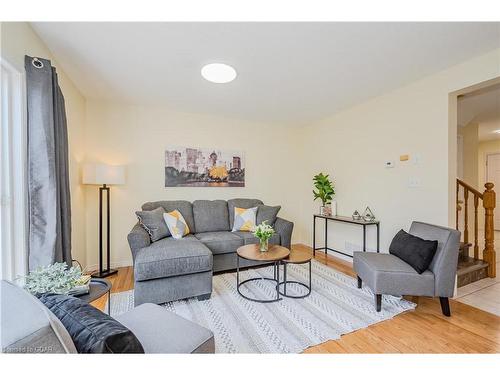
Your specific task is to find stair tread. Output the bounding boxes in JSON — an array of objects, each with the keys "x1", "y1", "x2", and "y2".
[{"x1": 457, "y1": 257, "x2": 489, "y2": 275}]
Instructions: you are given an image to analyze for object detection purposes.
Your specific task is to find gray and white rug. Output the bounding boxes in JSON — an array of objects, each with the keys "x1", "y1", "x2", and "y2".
[{"x1": 108, "y1": 260, "x2": 415, "y2": 353}]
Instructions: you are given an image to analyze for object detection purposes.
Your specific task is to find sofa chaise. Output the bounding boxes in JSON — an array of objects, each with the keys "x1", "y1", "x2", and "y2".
[{"x1": 127, "y1": 198, "x2": 294, "y2": 305}]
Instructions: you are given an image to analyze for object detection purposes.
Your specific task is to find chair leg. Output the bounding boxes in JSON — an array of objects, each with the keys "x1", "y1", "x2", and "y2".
[
  {"x1": 357, "y1": 276, "x2": 362, "y2": 289},
  {"x1": 197, "y1": 293, "x2": 211, "y2": 301},
  {"x1": 439, "y1": 297, "x2": 451, "y2": 317},
  {"x1": 375, "y1": 294, "x2": 382, "y2": 312}
]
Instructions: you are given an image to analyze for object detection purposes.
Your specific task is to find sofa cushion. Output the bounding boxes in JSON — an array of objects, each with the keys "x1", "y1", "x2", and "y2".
[
  {"x1": 193, "y1": 200, "x2": 230, "y2": 233},
  {"x1": 38, "y1": 293, "x2": 144, "y2": 353},
  {"x1": 227, "y1": 198, "x2": 263, "y2": 228},
  {"x1": 256, "y1": 205, "x2": 281, "y2": 225},
  {"x1": 353, "y1": 252, "x2": 435, "y2": 296},
  {"x1": 142, "y1": 200, "x2": 196, "y2": 233},
  {"x1": 195, "y1": 231, "x2": 244, "y2": 255},
  {"x1": 134, "y1": 235, "x2": 212, "y2": 281},
  {"x1": 1, "y1": 280, "x2": 77, "y2": 354},
  {"x1": 389, "y1": 229, "x2": 438, "y2": 274},
  {"x1": 136, "y1": 207, "x2": 169, "y2": 241},
  {"x1": 232, "y1": 231, "x2": 281, "y2": 246},
  {"x1": 116, "y1": 303, "x2": 214, "y2": 353}
]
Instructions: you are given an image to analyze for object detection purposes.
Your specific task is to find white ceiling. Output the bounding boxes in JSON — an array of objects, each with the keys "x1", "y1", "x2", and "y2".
[
  {"x1": 458, "y1": 84, "x2": 500, "y2": 126},
  {"x1": 31, "y1": 22, "x2": 500, "y2": 125},
  {"x1": 478, "y1": 119, "x2": 500, "y2": 141},
  {"x1": 458, "y1": 84, "x2": 500, "y2": 141}
]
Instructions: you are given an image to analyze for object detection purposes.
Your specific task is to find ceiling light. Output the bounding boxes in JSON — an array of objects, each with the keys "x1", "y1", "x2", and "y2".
[
  {"x1": 494, "y1": 129, "x2": 500, "y2": 134},
  {"x1": 201, "y1": 63, "x2": 237, "y2": 83}
]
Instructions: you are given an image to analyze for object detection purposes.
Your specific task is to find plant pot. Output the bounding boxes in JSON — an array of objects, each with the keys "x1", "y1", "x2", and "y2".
[
  {"x1": 259, "y1": 238, "x2": 269, "y2": 252},
  {"x1": 320, "y1": 203, "x2": 332, "y2": 216}
]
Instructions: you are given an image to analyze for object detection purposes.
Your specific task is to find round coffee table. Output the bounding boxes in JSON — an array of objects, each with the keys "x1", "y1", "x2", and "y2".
[
  {"x1": 236, "y1": 244, "x2": 290, "y2": 303},
  {"x1": 278, "y1": 250, "x2": 312, "y2": 299}
]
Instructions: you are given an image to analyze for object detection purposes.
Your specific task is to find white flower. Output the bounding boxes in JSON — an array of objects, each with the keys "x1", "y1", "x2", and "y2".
[{"x1": 253, "y1": 221, "x2": 275, "y2": 241}]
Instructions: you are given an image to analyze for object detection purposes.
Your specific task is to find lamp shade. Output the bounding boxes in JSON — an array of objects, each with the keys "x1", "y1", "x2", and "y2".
[{"x1": 82, "y1": 163, "x2": 125, "y2": 185}]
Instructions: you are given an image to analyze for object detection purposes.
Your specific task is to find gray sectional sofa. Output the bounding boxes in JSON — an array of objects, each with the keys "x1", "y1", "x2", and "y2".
[
  {"x1": 127, "y1": 198, "x2": 294, "y2": 305},
  {"x1": 1, "y1": 280, "x2": 214, "y2": 353}
]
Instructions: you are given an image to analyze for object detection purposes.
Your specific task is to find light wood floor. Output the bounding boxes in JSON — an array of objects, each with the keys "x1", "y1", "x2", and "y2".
[{"x1": 91, "y1": 244, "x2": 500, "y2": 353}]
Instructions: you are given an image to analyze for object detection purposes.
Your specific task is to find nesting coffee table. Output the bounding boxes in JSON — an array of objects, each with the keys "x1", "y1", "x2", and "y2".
[
  {"x1": 236, "y1": 244, "x2": 290, "y2": 303},
  {"x1": 236, "y1": 244, "x2": 313, "y2": 302},
  {"x1": 278, "y1": 250, "x2": 312, "y2": 299}
]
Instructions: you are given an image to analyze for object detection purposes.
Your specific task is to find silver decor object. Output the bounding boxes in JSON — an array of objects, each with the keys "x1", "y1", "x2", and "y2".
[
  {"x1": 352, "y1": 210, "x2": 361, "y2": 220},
  {"x1": 362, "y1": 206, "x2": 376, "y2": 222}
]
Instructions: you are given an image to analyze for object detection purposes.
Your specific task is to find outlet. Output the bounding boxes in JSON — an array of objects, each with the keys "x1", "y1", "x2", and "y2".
[{"x1": 408, "y1": 176, "x2": 421, "y2": 188}]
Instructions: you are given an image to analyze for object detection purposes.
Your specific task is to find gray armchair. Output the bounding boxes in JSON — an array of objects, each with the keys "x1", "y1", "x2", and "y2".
[{"x1": 353, "y1": 221, "x2": 460, "y2": 316}]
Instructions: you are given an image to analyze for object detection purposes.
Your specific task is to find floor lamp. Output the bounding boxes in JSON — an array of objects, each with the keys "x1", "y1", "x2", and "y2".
[{"x1": 83, "y1": 163, "x2": 125, "y2": 278}]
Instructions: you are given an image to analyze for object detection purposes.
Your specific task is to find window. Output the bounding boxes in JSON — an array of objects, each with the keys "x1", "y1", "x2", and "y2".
[{"x1": 1, "y1": 58, "x2": 28, "y2": 281}]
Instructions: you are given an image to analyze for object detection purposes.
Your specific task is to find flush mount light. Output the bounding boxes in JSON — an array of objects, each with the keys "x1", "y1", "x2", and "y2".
[
  {"x1": 201, "y1": 63, "x2": 237, "y2": 83},
  {"x1": 494, "y1": 129, "x2": 500, "y2": 134}
]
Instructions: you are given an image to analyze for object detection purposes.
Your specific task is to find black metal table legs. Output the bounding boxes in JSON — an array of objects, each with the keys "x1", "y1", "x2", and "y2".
[
  {"x1": 236, "y1": 256, "x2": 313, "y2": 302},
  {"x1": 236, "y1": 256, "x2": 282, "y2": 303},
  {"x1": 277, "y1": 261, "x2": 312, "y2": 299}
]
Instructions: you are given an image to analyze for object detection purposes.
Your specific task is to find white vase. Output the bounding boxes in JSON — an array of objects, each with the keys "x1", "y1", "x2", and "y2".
[{"x1": 331, "y1": 201, "x2": 337, "y2": 216}]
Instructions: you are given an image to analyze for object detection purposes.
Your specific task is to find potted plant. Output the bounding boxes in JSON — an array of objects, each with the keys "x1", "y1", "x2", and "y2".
[
  {"x1": 22, "y1": 262, "x2": 83, "y2": 295},
  {"x1": 253, "y1": 221, "x2": 275, "y2": 252},
  {"x1": 313, "y1": 172, "x2": 335, "y2": 216}
]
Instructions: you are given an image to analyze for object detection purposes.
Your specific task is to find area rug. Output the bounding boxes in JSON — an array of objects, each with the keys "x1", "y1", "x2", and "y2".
[{"x1": 107, "y1": 260, "x2": 415, "y2": 353}]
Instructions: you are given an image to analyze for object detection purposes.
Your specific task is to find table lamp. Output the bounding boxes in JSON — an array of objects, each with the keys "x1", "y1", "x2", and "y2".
[{"x1": 83, "y1": 163, "x2": 125, "y2": 278}]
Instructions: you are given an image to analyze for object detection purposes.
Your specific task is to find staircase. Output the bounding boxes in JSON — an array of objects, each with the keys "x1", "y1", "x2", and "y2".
[{"x1": 456, "y1": 179, "x2": 496, "y2": 287}]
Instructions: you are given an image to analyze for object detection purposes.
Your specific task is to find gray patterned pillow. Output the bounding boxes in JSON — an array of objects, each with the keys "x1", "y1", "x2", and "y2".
[
  {"x1": 257, "y1": 205, "x2": 281, "y2": 225},
  {"x1": 136, "y1": 207, "x2": 169, "y2": 241}
]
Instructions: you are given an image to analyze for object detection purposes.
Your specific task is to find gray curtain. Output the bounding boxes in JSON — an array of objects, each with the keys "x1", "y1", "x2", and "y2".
[{"x1": 25, "y1": 55, "x2": 72, "y2": 270}]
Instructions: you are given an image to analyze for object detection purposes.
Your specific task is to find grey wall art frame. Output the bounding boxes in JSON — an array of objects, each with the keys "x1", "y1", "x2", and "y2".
[{"x1": 165, "y1": 146, "x2": 245, "y2": 187}]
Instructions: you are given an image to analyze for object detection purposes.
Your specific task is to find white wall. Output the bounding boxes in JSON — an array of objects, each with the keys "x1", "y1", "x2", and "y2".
[
  {"x1": 1, "y1": 22, "x2": 88, "y2": 267},
  {"x1": 3, "y1": 22, "x2": 499, "y2": 269},
  {"x1": 296, "y1": 49, "x2": 500, "y2": 257},
  {"x1": 83, "y1": 101, "x2": 303, "y2": 269}
]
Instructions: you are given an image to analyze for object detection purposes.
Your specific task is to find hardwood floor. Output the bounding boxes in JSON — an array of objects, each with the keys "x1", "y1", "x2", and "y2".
[{"x1": 91, "y1": 244, "x2": 500, "y2": 353}]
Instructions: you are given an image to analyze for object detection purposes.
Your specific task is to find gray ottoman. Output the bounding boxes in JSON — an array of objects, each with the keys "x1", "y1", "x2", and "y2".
[{"x1": 116, "y1": 303, "x2": 215, "y2": 353}]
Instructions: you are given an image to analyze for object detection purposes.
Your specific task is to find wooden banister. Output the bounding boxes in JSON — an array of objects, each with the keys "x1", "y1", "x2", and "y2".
[
  {"x1": 483, "y1": 183, "x2": 496, "y2": 278},
  {"x1": 457, "y1": 179, "x2": 483, "y2": 199},
  {"x1": 456, "y1": 179, "x2": 496, "y2": 278},
  {"x1": 474, "y1": 195, "x2": 479, "y2": 259}
]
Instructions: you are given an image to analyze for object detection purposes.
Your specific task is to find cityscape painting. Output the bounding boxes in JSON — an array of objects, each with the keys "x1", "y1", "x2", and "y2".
[{"x1": 165, "y1": 146, "x2": 245, "y2": 187}]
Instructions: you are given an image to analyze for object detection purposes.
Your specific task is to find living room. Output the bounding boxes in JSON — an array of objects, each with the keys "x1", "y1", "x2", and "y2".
[{"x1": 1, "y1": 0, "x2": 499, "y2": 370}]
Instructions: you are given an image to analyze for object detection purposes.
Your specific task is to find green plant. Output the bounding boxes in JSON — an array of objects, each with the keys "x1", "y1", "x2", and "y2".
[
  {"x1": 313, "y1": 172, "x2": 335, "y2": 206},
  {"x1": 253, "y1": 221, "x2": 275, "y2": 241},
  {"x1": 23, "y1": 262, "x2": 82, "y2": 295}
]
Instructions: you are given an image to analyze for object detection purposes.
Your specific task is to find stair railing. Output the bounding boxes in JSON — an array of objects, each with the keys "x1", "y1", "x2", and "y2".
[{"x1": 456, "y1": 179, "x2": 496, "y2": 278}]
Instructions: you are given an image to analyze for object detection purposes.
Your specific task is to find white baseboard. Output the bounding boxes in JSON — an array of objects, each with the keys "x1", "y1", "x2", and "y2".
[{"x1": 84, "y1": 260, "x2": 133, "y2": 273}]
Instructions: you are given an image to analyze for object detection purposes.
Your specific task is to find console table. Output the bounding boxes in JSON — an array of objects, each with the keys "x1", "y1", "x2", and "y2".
[{"x1": 313, "y1": 215, "x2": 380, "y2": 258}]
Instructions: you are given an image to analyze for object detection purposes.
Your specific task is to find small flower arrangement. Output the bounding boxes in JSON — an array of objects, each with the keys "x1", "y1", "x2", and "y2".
[
  {"x1": 23, "y1": 262, "x2": 82, "y2": 295},
  {"x1": 253, "y1": 221, "x2": 275, "y2": 252}
]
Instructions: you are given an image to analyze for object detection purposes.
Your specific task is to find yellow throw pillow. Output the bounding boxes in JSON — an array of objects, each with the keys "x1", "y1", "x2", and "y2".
[
  {"x1": 163, "y1": 210, "x2": 190, "y2": 239},
  {"x1": 231, "y1": 207, "x2": 258, "y2": 232}
]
